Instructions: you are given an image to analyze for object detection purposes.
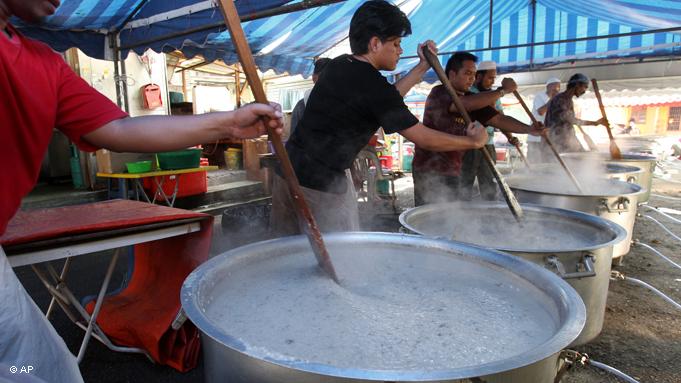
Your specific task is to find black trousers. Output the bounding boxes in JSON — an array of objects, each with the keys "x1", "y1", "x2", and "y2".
[{"x1": 460, "y1": 144, "x2": 498, "y2": 201}]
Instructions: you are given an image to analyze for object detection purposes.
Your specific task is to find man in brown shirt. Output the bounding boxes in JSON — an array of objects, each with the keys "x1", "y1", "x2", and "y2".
[
  {"x1": 540, "y1": 73, "x2": 605, "y2": 162},
  {"x1": 413, "y1": 52, "x2": 544, "y2": 205}
]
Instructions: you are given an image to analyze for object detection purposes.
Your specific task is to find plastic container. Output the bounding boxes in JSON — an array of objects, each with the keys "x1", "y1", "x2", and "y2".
[
  {"x1": 377, "y1": 179, "x2": 391, "y2": 195},
  {"x1": 379, "y1": 155, "x2": 393, "y2": 170},
  {"x1": 125, "y1": 160, "x2": 153, "y2": 174},
  {"x1": 402, "y1": 154, "x2": 414, "y2": 172},
  {"x1": 169, "y1": 91, "x2": 184, "y2": 104},
  {"x1": 224, "y1": 148, "x2": 243, "y2": 170},
  {"x1": 156, "y1": 149, "x2": 202, "y2": 170},
  {"x1": 143, "y1": 170, "x2": 207, "y2": 200}
]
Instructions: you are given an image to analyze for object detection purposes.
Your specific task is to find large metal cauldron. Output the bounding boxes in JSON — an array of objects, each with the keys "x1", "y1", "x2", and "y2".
[
  {"x1": 506, "y1": 176, "x2": 643, "y2": 263},
  {"x1": 182, "y1": 233, "x2": 585, "y2": 383},
  {"x1": 561, "y1": 152, "x2": 656, "y2": 203},
  {"x1": 399, "y1": 203, "x2": 626, "y2": 346},
  {"x1": 517, "y1": 163, "x2": 643, "y2": 186}
]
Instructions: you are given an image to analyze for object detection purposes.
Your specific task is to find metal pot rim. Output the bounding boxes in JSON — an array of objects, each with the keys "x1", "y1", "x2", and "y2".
[
  {"x1": 560, "y1": 151, "x2": 656, "y2": 162},
  {"x1": 182, "y1": 232, "x2": 586, "y2": 381},
  {"x1": 507, "y1": 176, "x2": 644, "y2": 198},
  {"x1": 399, "y1": 202, "x2": 628, "y2": 254}
]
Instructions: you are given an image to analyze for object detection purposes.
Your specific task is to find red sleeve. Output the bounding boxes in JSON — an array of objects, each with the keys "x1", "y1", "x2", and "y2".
[{"x1": 55, "y1": 60, "x2": 128, "y2": 152}]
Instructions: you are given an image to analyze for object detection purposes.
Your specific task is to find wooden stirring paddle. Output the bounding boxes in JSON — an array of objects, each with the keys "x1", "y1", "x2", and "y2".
[
  {"x1": 591, "y1": 79, "x2": 623, "y2": 160},
  {"x1": 218, "y1": 0, "x2": 338, "y2": 282},
  {"x1": 421, "y1": 46, "x2": 524, "y2": 220},
  {"x1": 501, "y1": 131, "x2": 531, "y2": 170},
  {"x1": 513, "y1": 91, "x2": 584, "y2": 193},
  {"x1": 575, "y1": 125, "x2": 598, "y2": 151}
]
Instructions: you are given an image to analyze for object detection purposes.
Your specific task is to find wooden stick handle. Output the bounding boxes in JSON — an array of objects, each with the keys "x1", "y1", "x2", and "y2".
[
  {"x1": 218, "y1": 0, "x2": 338, "y2": 282},
  {"x1": 421, "y1": 46, "x2": 523, "y2": 220},
  {"x1": 513, "y1": 91, "x2": 584, "y2": 193},
  {"x1": 513, "y1": 91, "x2": 539, "y2": 125},
  {"x1": 502, "y1": 131, "x2": 530, "y2": 169},
  {"x1": 591, "y1": 79, "x2": 614, "y2": 139}
]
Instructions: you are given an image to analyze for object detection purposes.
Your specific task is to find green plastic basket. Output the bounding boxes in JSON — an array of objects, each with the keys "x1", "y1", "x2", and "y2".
[
  {"x1": 156, "y1": 149, "x2": 202, "y2": 170},
  {"x1": 125, "y1": 160, "x2": 153, "y2": 174}
]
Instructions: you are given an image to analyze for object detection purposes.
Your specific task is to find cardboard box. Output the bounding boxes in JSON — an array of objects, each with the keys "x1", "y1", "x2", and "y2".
[{"x1": 95, "y1": 149, "x2": 155, "y2": 174}]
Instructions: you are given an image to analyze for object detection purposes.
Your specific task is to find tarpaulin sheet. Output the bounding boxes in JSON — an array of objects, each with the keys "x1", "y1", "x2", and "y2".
[{"x1": 12, "y1": 1, "x2": 681, "y2": 78}]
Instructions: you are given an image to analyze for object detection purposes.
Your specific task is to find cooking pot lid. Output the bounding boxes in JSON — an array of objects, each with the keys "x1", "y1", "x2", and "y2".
[{"x1": 182, "y1": 233, "x2": 585, "y2": 380}]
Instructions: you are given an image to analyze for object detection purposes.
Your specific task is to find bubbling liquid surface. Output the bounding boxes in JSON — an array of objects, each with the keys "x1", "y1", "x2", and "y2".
[{"x1": 204, "y1": 246, "x2": 558, "y2": 371}]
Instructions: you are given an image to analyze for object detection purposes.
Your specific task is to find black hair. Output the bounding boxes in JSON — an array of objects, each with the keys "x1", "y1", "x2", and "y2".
[
  {"x1": 567, "y1": 73, "x2": 589, "y2": 89},
  {"x1": 313, "y1": 58, "x2": 331, "y2": 75},
  {"x1": 445, "y1": 52, "x2": 478, "y2": 76},
  {"x1": 349, "y1": 0, "x2": 412, "y2": 55},
  {"x1": 475, "y1": 69, "x2": 491, "y2": 77}
]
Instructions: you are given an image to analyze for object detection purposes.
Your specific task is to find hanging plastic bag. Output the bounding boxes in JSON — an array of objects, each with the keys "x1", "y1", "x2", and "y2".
[{"x1": 141, "y1": 84, "x2": 163, "y2": 109}]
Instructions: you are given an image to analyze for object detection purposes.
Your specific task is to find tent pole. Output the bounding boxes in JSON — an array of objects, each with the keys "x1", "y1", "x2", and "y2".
[
  {"x1": 120, "y1": 50, "x2": 130, "y2": 113},
  {"x1": 403, "y1": 26, "x2": 681, "y2": 59},
  {"x1": 111, "y1": 34, "x2": 123, "y2": 109},
  {"x1": 114, "y1": 0, "x2": 152, "y2": 32},
  {"x1": 488, "y1": 0, "x2": 493, "y2": 48},
  {"x1": 234, "y1": 66, "x2": 241, "y2": 108},
  {"x1": 509, "y1": 57, "x2": 681, "y2": 73},
  {"x1": 530, "y1": 0, "x2": 536, "y2": 69}
]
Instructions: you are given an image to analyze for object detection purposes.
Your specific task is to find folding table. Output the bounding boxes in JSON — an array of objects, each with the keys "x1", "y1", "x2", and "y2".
[
  {"x1": 97, "y1": 166, "x2": 217, "y2": 207},
  {"x1": 1, "y1": 200, "x2": 211, "y2": 364}
]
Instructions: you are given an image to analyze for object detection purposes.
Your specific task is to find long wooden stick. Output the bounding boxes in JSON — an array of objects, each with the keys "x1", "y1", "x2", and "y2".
[
  {"x1": 501, "y1": 131, "x2": 531, "y2": 169},
  {"x1": 421, "y1": 46, "x2": 523, "y2": 220},
  {"x1": 513, "y1": 90, "x2": 585, "y2": 193},
  {"x1": 218, "y1": 0, "x2": 338, "y2": 282},
  {"x1": 591, "y1": 79, "x2": 623, "y2": 160}
]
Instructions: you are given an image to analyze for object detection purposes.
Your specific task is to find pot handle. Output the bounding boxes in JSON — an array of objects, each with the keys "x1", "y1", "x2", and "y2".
[
  {"x1": 626, "y1": 176, "x2": 637, "y2": 183},
  {"x1": 597, "y1": 197, "x2": 630, "y2": 214},
  {"x1": 545, "y1": 254, "x2": 596, "y2": 279}
]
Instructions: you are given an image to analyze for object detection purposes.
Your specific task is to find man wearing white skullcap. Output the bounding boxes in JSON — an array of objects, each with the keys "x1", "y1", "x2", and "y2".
[
  {"x1": 461, "y1": 60, "x2": 528, "y2": 200},
  {"x1": 528, "y1": 77, "x2": 561, "y2": 163}
]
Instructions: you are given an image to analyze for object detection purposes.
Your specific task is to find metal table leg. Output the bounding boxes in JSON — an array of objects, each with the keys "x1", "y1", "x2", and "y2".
[
  {"x1": 29, "y1": 250, "x2": 150, "y2": 363},
  {"x1": 76, "y1": 249, "x2": 120, "y2": 363}
]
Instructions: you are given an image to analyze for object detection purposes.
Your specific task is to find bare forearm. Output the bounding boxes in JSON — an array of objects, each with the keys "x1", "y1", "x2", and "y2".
[
  {"x1": 490, "y1": 115, "x2": 532, "y2": 134},
  {"x1": 395, "y1": 63, "x2": 429, "y2": 97},
  {"x1": 400, "y1": 123, "x2": 480, "y2": 152},
  {"x1": 537, "y1": 104, "x2": 548, "y2": 115},
  {"x1": 460, "y1": 90, "x2": 501, "y2": 111},
  {"x1": 84, "y1": 113, "x2": 237, "y2": 153}
]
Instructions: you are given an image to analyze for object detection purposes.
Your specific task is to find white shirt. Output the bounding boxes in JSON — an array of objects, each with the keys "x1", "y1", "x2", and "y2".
[{"x1": 529, "y1": 91, "x2": 551, "y2": 142}]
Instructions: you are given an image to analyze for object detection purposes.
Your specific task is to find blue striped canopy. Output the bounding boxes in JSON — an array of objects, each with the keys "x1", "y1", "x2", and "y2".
[{"x1": 13, "y1": 0, "x2": 681, "y2": 79}]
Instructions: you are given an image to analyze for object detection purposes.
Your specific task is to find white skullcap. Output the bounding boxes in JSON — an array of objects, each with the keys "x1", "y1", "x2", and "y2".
[
  {"x1": 477, "y1": 61, "x2": 497, "y2": 71},
  {"x1": 546, "y1": 77, "x2": 561, "y2": 85}
]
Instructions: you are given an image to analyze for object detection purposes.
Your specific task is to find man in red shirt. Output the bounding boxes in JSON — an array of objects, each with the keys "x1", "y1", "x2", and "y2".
[{"x1": 0, "y1": 1, "x2": 284, "y2": 382}]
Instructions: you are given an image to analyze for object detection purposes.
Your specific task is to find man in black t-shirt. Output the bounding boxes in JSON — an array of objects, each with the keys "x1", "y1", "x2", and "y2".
[
  {"x1": 271, "y1": 0, "x2": 488, "y2": 236},
  {"x1": 289, "y1": 57, "x2": 331, "y2": 136},
  {"x1": 413, "y1": 52, "x2": 545, "y2": 205}
]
